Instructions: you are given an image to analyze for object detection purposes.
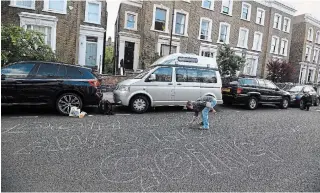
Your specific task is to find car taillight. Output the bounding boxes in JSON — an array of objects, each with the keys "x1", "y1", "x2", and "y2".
[
  {"x1": 237, "y1": 88, "x2": 243, "y2": 94},
  {"x1": 88, "y1": 80, "x2": 101, "y2": 88}
]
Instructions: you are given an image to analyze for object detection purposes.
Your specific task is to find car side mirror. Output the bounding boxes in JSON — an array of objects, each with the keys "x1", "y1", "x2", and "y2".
[
  {"x1": 149, "y1": 74, "x2": 156, "y2": 81},
  {"x1": 1, "y1": 74, "x2": 6, "y2": 80}
]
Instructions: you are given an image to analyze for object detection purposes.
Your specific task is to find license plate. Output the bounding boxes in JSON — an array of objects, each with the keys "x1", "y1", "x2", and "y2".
[{"x1": 222, "y1": 88, "x2": 230, "y2": 92}]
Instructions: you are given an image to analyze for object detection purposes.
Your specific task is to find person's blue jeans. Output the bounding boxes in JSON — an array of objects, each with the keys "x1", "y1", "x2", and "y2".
[{"x1": 201, "y1": 101, "x2": 217, "y2": 129}]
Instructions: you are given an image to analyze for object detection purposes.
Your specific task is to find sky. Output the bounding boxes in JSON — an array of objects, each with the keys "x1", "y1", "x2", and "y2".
[{"x1": 106, "y1": 0, "x2": 320, "y2": 41}]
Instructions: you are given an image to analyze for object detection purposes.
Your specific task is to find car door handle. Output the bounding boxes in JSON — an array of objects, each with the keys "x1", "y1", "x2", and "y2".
[
  {"x1": 168, "y1": 83, "x2": 173, "y2": 85},
  {"x1": 177, "y1": 83, "x2": 182, "y2": 85}
]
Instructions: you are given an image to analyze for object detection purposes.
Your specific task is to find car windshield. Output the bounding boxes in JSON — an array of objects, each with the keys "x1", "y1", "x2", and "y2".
[
  {"x1": 134, "y1": 69, "x2": 151, "y2": 79},
  {"x1": 289, "y1": 86, "x2": 304, "y2": 92}
]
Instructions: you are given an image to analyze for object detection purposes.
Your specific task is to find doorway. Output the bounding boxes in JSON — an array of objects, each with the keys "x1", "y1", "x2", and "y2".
[
  {"x1": 124, "y1": 41, "x2": 135, "y2": 70},
  {"x1": 85, "y1": 37, "x2": 98, "y2": 67}
]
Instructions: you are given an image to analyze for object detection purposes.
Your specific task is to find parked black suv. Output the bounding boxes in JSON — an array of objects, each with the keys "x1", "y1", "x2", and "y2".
[
  {"x1": 1, "y1": 61, "x2": 102, "y2": 115},
  {"x1": 222, "y1": 78, "x2": 291, "y2": 110}
]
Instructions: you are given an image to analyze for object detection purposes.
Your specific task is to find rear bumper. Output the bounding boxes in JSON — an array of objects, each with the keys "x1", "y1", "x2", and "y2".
[
  {"x1": 223, "y1": 94, "x2": 249, "y2": 104},
  {"x1": 84, "y1": 91, "x2": 103, "y2": 106}
]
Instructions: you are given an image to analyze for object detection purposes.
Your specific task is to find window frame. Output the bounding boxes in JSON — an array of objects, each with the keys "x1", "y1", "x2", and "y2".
[
  {"x1": 237, "y1": 27, "x2": 249, "y2": 49},
  {"x1": 198, "y1": 17, "x2": 213, "y2": 42},
  {"x1": 9, "y1": 0, "x2": 35, "y2": 10},
  {"x1": 307, "y1": 27, "x2": 314, "y2": 42},
  {"x1": 252, "y1": 31, "x2": 263, "y2": 52},
  {"x1": 270, "y1": 35, "x2": 280, "y2": 54},
  {"x1": 305, "y1": 45, "x2": 312, "y2": 61},
  {"x1": 217, "y1": 22, "x2": 231, "y2": 44},
  {"x1": 160, "y1": 44, "x2": 178, "y2": 57},
  {"x1": 221, "y1": 0, "x2": 233, "y2": 16},
  {"x1": 85, "y1": 0, "x2": 102, "y2": 25},
  {"x1": 148, "y1": 67, "x2": 173, "y2": 82},
  {"x1": 256, "y1": 8, "x2": 265, "y2": 26},
  {"x1": 173, "y1": 9, "x2": 189, "y2": 36},
  {"x1": 316, "y1": 31, "x2": 320, "y2": 44},
  {"x1": 151, "y1": 4, "x2": 170, "y2": 33},
  {"x1": 241, "y1": 2, "x2": 251, "y2": 21},
  {"x1": 273, "y1": 13, "x2": 282, "y2": 30},
  {"x1": 2, "y1": 63, "x2": 36, "y2": 78},
  {"x1": 312, "y1": 48, "x2": 319, "y2": 63},
  {"x1": 124, "y1": 11, "x2": 138, "y2": 31},
  {"x1": 280, "y1": 38, "x2": 289, "y2": 56},
  {"x1": 283, "y1": 17, "x2": 291, "y2": 33},
  {"x1": 201, "y1": 0, "x2": 214, "y2": 10},
  {"x1": 43, "y1": 0, "x2": 67, "y2": 14}
]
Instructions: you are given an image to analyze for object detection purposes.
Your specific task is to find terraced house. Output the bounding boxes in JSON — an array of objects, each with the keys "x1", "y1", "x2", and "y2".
[
  {"x1": 114, "y1": 0, "x2": 296, "y2": 77},
  {"x1": 289, "y1": 14, "x2": 320, "y2": 84},
  {"x1": 1, "y1": 0, "x2": 107, "y2": 73}
]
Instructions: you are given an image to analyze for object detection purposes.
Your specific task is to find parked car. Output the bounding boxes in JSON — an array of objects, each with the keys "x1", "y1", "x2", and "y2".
[
  {"x1": 1, "y1": 61, "x2": 102, "y2": 115},
  {"x1": 113, "y1": 53, "x2": 223, "y2": 113},
  {"x1": 288, "y1": 85, "x2": 319, "y2": 107},
  {"x1": 222, "y1": 78, "x2": 291, "y2": 110}
]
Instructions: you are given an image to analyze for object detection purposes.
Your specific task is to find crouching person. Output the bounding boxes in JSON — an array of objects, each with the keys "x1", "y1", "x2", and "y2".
[{"x1": 186, "y1": 96, "x2": 217, "y2": 130}]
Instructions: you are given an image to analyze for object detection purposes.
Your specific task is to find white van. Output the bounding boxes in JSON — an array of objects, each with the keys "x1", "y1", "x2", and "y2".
[{"x1": 113, "y1": 53, "x2": 222, "y2": 113}]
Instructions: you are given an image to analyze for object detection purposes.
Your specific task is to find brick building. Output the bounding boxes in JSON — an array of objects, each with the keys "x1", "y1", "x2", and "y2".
[
  {"x1": 289, "y1": 14, "x2": 320, "y2": 84},
  {"x1": 1, "y1": 0, "x2": 107, "y2": 73},
  {"x1": 114, "y1": 0, "x2": 296, "y2": 77}
]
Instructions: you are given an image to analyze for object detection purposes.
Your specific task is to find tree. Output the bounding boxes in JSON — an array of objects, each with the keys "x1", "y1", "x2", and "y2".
[
  {"x1": 266, "y1": 60, "x2": 295, "y2": 83},
  {"x1": 216, "y1": 44, "x2": 246, "y2": 78},
  {"x1": 1, "y1": 25, "x2": 56, "y2": 66},
  {"x1": 104, "y1": 46, "x2": 114, "y2": 74}
]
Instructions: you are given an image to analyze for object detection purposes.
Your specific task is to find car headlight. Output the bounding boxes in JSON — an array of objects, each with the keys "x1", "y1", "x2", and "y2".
[{"x1": 118, "y1": 85, "x2": 130, "y2": 91}]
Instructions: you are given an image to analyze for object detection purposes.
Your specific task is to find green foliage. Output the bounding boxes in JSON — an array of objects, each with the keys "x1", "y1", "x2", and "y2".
[
  {"x1": 266, "y1": 60, "x2": 295, "y2": 83},
  {"x1": 104, "y1": 46, "x2": 114, "y2": 74},
  {"x1": 1, "y1": 25, "x2": 56, "y2": 66},
  {"x1": 216, "y1": 44, "x2": 246, "y2": 77},
  {"x1": 140, "y1": 51, "x2": 161, "y2": 69}
]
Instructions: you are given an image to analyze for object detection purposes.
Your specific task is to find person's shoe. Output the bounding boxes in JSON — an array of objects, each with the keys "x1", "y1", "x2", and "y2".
[
  {"x1": 199, "y1": 126, "x2": 209, "y2": 130},
  {"x1": 199, "y1": 122, "x2": 203, "y2": 126}
]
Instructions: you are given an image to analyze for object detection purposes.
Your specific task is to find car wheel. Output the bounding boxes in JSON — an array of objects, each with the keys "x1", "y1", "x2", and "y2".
[
  {"x1": 130, "y1": 95, "x2": 149, "y2": 114},
  {"x1": 314, "y1": 98, "x2": 319, "y2": 106},
  {"x1": 299, "y1": 100, "x2": 305, "y2": 110},
  {"x1": 247, "y1": 97, "x2": 258, "y2": 110},
  {"x1": 56, "y1": 93, "x2": 83, "y2": 115},
  {"x1": 280, "y1": 97, "x2": 289, "y2": 109}
]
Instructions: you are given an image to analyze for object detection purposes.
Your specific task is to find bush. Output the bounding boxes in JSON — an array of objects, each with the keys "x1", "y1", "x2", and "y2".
[
  {"x1": 1, "y1": 25, "x2": 56, "y2": 66},
  {"x1": 104, "y1": 46, "x2": 114, "y2": 74},
  {"x1": 266, "y1": 60, "x2": 295, "y2": 83}
]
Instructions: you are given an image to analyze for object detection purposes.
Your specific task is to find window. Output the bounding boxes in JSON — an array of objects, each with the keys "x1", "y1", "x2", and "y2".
[
  {"x1": 256, "y1": 8, "x2": 265, "y2": 25},
  {"x1": 66, "y1": 66, "x2": 83, "y2": 79},
  {"x1": 56, "y1": 65, "x2": 67, "y2": 78},
  {"x1": 313, "y1": 49, "x2": 319, "y2": 63},
  {"x1": 221, "y1": 0, "x2": 233, "y2": 15},
  {"x1": 10, "y1": 0, "x2": 35, "y2": 9},
  {"x1": 1, "y1": 63, "x2": 35, "y2": 78},
  {"x1": 237, "y1": 28, "x2": 249, "y2": 48},
  {"x1": 202, "y1": 0, "x2": 214, "y2": 10},
  {"x1": 316, "y1": 31, "x2": 320, "y2": 44},
  {"x1": 174, "y1": 11, "x2": 188, "y2": 35},
  {"x1": 270, "y1": 36, "x2": 279, "y2": 54},
  {"x1": 150, "y1": 67, "x2": 172, "y2": 82},
  {"x1": 280, "y1": 39, "x2": 288, "y2": 56},
  {"x1": 201, "y1": 51, "x2": 215, "y2": 58},
  {"x1": 218, "y1": 22, "x2": 230, "y2": 44},
  {"x1": 160, "y1": 44, "x2": 177, "y2": 56},
  {"x1": 252, "y1": 32, "x2": 263, "y2": 51},
  {"x1": 125, "y1": 11, "x2": 138, "y2": 30},
  {"x1": 198, "y1": 69, "x2": 217, "y2": 83},
  {"x1": 243, "y1": 57, "x2": 257, "y2": 76},
  {"x1": 155, "y1": 8, "x2": 168, "y2": 31},
  {"x1": 35, "y1": 63, "x2": 59, "y2": 77},
  {"x1": 307, "y1": 27, "x2": 314, "y2": 41},
  {"x1": 305, "y1": 46, "x2": 312, "y2": 61},
  {"x1": 199, "y1": 45, "x2": 217, "y2": 58},
  {"x1": 26, "y1": 25, "x2": 52, "y2": 46},
  {"x1": 265, "y1": 80, "x2": 277, "y2": 89},
  {"x1": 176, "y1": 68, "x2": 198, "y2": 82},
  {"x1": 307, "y1": 69, "x2": 313, "y2": 82},
  {"x1": 43, "y1": 0, "x2": 67, "y2": 14},
  {"x1": 283, "y1": 17, "x2": 291, "y2": 33},
  {"x1": 273, "y1": 13, "x2": 282, "y2": 30},
  {"x1": 241, "y1": 3, "x2": 251, "y2": 21},
  {"x1": 85, "y1": 0, "x2": 102, "y2": 24},
  {"x1": 199, "y1": 18, "x2": 212, "y2": 41}
]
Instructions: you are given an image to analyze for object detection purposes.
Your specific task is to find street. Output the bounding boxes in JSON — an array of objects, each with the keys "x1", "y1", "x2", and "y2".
[{"x1": 1, "y1": 104, "x2": 320, "y2": 192}]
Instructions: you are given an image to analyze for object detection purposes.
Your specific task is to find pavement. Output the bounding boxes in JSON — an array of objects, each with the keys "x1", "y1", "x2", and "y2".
[{"x1": 1, "y1": 102, "x2": 320, "y2": 192}]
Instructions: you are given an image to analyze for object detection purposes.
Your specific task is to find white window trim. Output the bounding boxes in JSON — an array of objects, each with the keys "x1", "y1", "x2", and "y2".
[
  {"x1": 157, "y1": 36, "x2": 181, "y2": 56},
  {"x1": 270, "y1": 35, "x2": 280, "y2": 54},
  {"x1": 273, "y1": 13, "x2": 282, "y2": 30},
  {"x1": 305, "y1": 45, "x2": 312, "y2": 61},
  {"x1": 150, "y1": 4, "x2": 170, "y2": 33},
  {"x1": 199, "y1": 43, "x2": 218, "y2": 58},
  {"x1": 316, "y1": 31, "x2": 320, "y2": 44},
  {"x1": 282, "y1": 17, "x2": 291, "y2": 33},
  {"x1": 237, "y1": 27, "x2": 249, "y2": 49},
  {"x1": 182, "y1": 0, "x2": 191, "y2": 3},
  {"x1": 244, "y1": 54, "x2": 259, "y2": 76},
  {"x1": 241, "y1": 2, "x2": 251, "y2": 21},
  {"x1": 307, "y1": 27, "x2": 314, "y2": 42},
  {"x1": 201, "y1": 0, "x2": 214, "y2": 11},
  {"x1": 279, "y1": 38, "x2": 289, "y2": 56},
  {"x1": 252, "y1": 31, "x2": 263, "y2": 52},
  {"x1": 18, "y1": 12, "x2": 58, "y2": 51},
  {"x1": 312, "y1": 48, "x2": 319, "y2": 63},
  {"x1": 217, "y1": 22, "x2": 231, "y2": 44},
  {"x1": 124, "y1": 11, "x2": 138, "y2": 31},
  {"x1": 221, "y1": 0, "x2": 233, "y2": 16},
  {"x1": 43, "y1": 0, "x2": 67, "y2": 14},
  {"x1": 198, "y1": 17, "x2": 213, "y2": 42},
  {"x1": 256, "y1": 8, "x2": 265, "y2": 26},
  {"x1": 9, "y1": 0, "x2": 35, "y2": 10},
  {"x1": 173, "y1": 9, "x2": 189, "y2": 37},
  {"x1": 85, "y1": 0, "x2": 102, "y2": 25}
]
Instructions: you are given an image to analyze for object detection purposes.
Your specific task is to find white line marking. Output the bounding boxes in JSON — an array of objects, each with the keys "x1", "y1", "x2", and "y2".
[{"x1": 2, "y1": 124, "x2": 20, "y2": 134}]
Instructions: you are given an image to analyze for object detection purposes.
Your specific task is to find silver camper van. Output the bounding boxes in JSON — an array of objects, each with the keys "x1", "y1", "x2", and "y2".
[{"x1": 113, "y1": 53, "x2": 222, "y2": 113}]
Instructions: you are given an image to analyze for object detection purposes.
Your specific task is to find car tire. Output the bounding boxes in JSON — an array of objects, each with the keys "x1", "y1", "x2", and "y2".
[
  {"x1": 56, "y1": 93, "x2": 83, "y2": 115},
  {"x1": 314, "y1": 98, "x2": 319, "y2": 106},
  {"x1": 299, "y1": 100, "x2": 305, "y2": 110},
  {"x1": 246, "y1": 96, "x2": 258, "y2": 110},
  {"x1": 130, "y1": 95, "x2": 149, "y2": 114},
  {"x1": 280, "y1": 97, "x2": 289, "y2": 109}
]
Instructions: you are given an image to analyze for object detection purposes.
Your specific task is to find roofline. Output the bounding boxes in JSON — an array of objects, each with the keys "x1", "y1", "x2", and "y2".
[{"x1": 294, "y1": 14, "x2": 320, "y2": 28}]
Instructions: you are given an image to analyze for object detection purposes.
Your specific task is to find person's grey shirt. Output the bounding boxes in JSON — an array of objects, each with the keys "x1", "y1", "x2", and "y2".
[{"x1": 192, "y1": 96, "x2": 215, "y2": 117}]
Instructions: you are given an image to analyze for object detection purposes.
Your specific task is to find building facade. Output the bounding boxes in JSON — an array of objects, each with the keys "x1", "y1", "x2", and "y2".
[
  {"x1": 289, "y1": 14, "x2": 320, "y2": 84},
  {"x1": 114, "y1": 0, "x2": 296, "y2": 77},
  {"x1": 1, "y1": 0, "x2": 107, "y2": 73}
]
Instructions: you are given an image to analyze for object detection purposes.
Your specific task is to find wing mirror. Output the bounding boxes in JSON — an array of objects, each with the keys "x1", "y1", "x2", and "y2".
[
  {"x1": 149, "y1": 74, "x2": 156, "y2": 81},
  {"x1": 1, "y1": 74, "x2": 6, "y2": 80},
  {"x1": 275, "y1": 87, "x2": 280, "y2": 91}
]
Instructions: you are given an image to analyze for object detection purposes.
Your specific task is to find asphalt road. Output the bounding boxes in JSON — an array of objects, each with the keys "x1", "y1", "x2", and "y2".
[{"x1": 1, "y1": 104, "x2": 320, "y2": 192}]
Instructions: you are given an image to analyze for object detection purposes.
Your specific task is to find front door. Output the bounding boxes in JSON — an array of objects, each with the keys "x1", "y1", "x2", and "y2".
[
  {"x1": 85, "y1": 37, "x2": 98, "y2": 67},
  {"x1": 124, "y1": 41, "x2": 134, "y2": 70}
]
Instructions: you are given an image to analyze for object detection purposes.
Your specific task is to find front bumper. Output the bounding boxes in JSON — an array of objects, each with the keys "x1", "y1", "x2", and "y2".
[{"x1": 113, "y1": 90, "x2": 130, "y2": 106}]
